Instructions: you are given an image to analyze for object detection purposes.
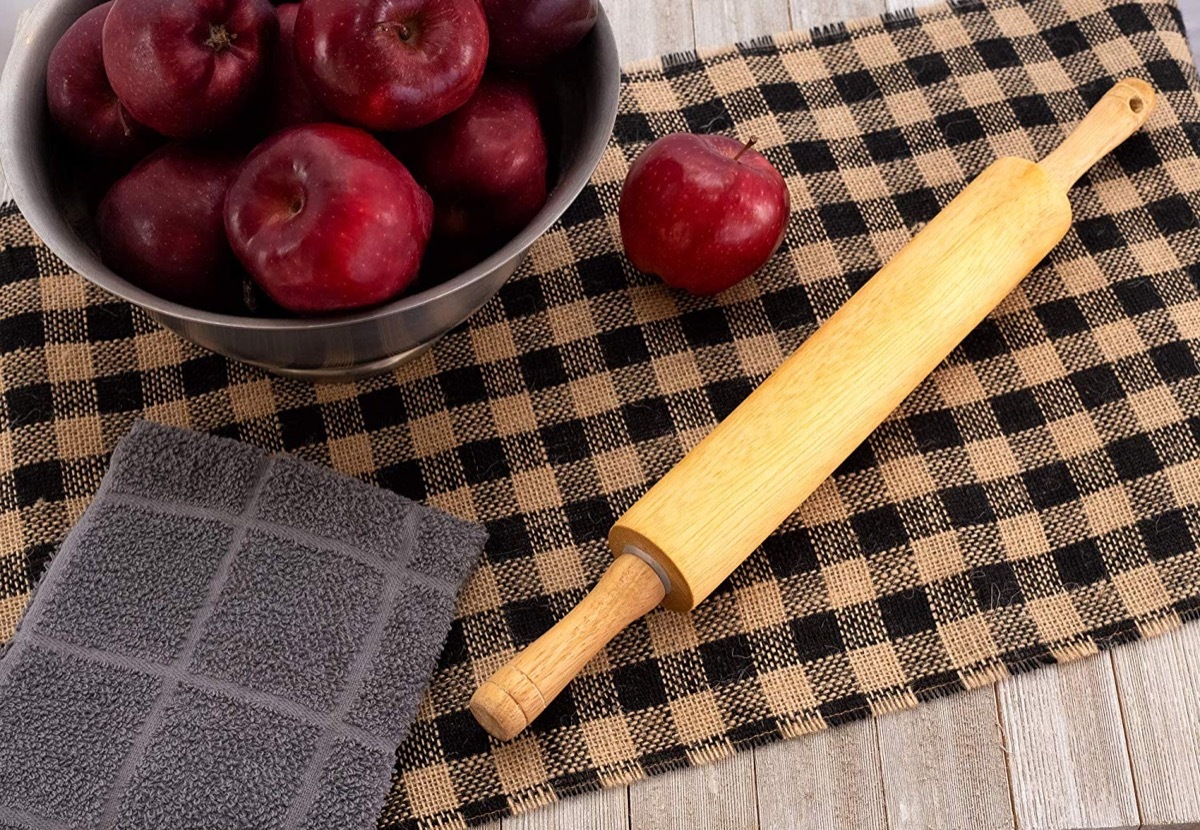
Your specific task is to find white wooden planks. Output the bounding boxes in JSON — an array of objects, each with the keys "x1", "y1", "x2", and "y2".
[
  {"x1": 793, "y1": 0, "x2": 885, "y2": 30},
  {"x1": 629, "y1": 751, "x2": 758, "y2": 830},
  {"x1": 1112, "y1": 625, "x2": 1200, "y2": 829},
  {"x1": 604, "y1": 0, "x2": 695, "y2": 64},
  {"x1": 755, "y1": 721, "x2": 888, "y2": 830},
  {"x1": 692, "y1": 0, "x2": 792, "y2": 49},
  {"x1": 999, "y1": 655, "x2": 1138, "y2": 830},
  {"x1": 503, "y1": 786, "x2": 631, "y2": 830},
  {"x1": 876, "y1": 687, "x2": 1015, "y2": 830}
]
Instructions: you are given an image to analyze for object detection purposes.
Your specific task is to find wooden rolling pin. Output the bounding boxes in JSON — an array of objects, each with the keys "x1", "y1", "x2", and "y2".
[{"x1": 471, "y1": 78, "x2": 1155, "y2": 741}]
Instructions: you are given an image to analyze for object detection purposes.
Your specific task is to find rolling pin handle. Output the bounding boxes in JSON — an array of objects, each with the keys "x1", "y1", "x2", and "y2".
[
  {"x1": 1040, "y1": 78, "x2": 1155, "y2": 190},
  {"x1": 470, "y1": 552, "x2": 667, "y2": 741}
]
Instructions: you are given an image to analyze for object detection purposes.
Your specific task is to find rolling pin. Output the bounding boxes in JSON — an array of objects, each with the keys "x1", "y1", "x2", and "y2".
[{"x1": 471, "y1": 78, "x2": 1155, "y2": 741}]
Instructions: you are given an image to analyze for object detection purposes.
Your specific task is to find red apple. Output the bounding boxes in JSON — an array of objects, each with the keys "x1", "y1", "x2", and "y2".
[
  {"x1": 103, "y1": 0, "x2": 278, "y2": 138},
  {"x1": 45, "y1": 1, "x2": 158, "y2": 164},
  {"x1": 407, "y1": 75, "x2": 548, "y2": 267},
  {"x1": 294, "y1": 0, "x2": 488, "y2": 131},
  {"x1": 263, "y1": 3, "x2": 327, "y2": 130},
  {"x1": 619, "y1": 134, "x2": 790, "y2": 295},
  {"x1": 481, "y1": 0, "x2": 596, "y2": 70},
  {"x1": 225, "y1": 124, "x2": 434, "y2": 314},
  {"x1": 97, "y1": 144, "x2": 243, "y2": 310}
]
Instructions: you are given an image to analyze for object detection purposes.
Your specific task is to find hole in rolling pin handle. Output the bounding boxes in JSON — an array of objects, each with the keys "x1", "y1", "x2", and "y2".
[{"x1": 1129, "y1": 96, "x2": 1144, "y2": 113}]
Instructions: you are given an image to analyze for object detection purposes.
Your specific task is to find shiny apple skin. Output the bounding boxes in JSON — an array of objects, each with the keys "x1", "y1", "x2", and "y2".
[
  {"x1": 97, "y1": 144, "x2": 244, "y2": 310},
  {"x1": 224, "y1": 124, "x2": 434, "y2": 315},
  {"x1": 619, "y1": 133, "x2": 791, "y2": 295},
  {"x1": 407, "y1": 75, "x2": 547, "y2": 268},
  {"x1": 481, "y1": 0, "x2": 596, "y2": 70},
  {"x1": 294, "y1": 0, "x2": 488, "y2": 132},
  {"x1": 46, "y1": 1, "x2": 160, "y2": 165},
  {"x1": 102, "y1": 0, "x2": 278, "y2": 138}
]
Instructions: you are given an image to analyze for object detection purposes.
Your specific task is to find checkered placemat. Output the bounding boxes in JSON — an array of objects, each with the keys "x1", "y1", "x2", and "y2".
[{"x1": 3, "y1": 0, "x2": 1200, "y2": 826}]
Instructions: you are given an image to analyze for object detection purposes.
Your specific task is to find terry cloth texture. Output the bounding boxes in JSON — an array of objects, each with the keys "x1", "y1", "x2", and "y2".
[
  {"x1": 2, "y1": 0, "x2": 1200, "y2": 825},
  {"x1": 0, "y1": 421, "x2": 486, "y2": 830}
]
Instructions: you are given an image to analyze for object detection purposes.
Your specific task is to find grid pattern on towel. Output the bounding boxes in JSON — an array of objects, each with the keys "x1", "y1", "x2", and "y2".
[
  {"x1": 2, "y1": 0, "x2": 1200, "y2": 826},
  {"x1": 0, "y1": 422, "x2": 484, "y2": 830}
]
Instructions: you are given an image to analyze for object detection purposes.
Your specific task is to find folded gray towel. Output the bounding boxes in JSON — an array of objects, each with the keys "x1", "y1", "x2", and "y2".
[{"x1": 0, "y1": 421, "x2": 486, "y2": 830}]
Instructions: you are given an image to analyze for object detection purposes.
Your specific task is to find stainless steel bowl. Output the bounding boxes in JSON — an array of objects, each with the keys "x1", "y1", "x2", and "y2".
[{"x1": 0, "y1": 0, "x2": 620, "y2": 379}]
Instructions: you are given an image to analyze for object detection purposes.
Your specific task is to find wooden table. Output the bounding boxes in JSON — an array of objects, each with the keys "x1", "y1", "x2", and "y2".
[
  {"x1": 0, "y1": 1, "x2": 1197, "y2": 828},
  {"x1": 488, "y1": 1, "x2": 1200, "y2": 829}
]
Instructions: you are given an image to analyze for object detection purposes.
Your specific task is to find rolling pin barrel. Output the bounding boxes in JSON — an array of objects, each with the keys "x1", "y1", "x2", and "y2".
[{"x1": 471, "y1": 78, "x2": 1155, "y2": 741}]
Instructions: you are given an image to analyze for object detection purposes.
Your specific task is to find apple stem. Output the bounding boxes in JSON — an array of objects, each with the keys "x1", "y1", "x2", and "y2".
[
  {"x1": 732, "y1": 136, "x2": 759, "y2": 161},
  {"x1": 116, "y1": 103, "x2": 133, "y2": 138}
]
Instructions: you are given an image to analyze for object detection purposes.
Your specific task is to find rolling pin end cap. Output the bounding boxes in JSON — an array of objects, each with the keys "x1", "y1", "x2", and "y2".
[{"x1": 470, "y1": 679, "x2": 528, "y2": 741}]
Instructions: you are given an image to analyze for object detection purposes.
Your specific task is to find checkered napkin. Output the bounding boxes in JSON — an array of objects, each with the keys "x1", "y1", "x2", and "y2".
[
  {"x1": 3, "y1": 0, "x2": 1200, "y2": 825},
  {"x1": 0, "y1": 422, "x2": 485, "y2": 829}
]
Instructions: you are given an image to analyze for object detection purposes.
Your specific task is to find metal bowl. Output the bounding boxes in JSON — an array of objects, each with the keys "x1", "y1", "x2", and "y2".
[{"x1": 0, "y1": 0, "x2": 620, "y2": 379}]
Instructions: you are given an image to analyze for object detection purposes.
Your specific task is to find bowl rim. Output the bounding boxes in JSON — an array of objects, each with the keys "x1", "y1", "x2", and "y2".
[{"x1": 0, "y1": 0, "x2": 620, "y2": 332}]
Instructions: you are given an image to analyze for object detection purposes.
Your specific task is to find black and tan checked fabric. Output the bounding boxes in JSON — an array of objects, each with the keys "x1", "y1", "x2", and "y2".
[{"x1": 3, "y1": 0, "x2": 1200, "y2": 825}]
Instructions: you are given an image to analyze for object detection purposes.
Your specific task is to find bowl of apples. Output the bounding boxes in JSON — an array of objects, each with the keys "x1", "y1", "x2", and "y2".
[{"x1": 0, "y1": 0, "x2": 619, "y2": 378}]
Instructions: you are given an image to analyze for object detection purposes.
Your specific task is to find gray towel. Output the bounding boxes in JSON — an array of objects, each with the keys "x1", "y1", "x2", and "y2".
[{"x1": 0, "y1": 421, "x2": 487, "y2": 830}]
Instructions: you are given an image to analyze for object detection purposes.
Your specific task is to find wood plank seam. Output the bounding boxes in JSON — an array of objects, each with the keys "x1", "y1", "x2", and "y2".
[
  {"x1": 992, "y1": 688, "x2": 1021, "y2": 829},
  {"x1": 750, "y1": 752, "x2": 762, "y2": 830},
  {"x1": 1109, "y1": 652, "x2": 1147, "y2": 828},
  {"x1": 870, "y1": 720, "x2": 894, "y2": 830}
]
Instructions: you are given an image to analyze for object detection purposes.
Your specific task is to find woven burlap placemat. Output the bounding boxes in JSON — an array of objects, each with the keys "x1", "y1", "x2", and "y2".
[{"x1": 3, "y1": 0, "x2": 1200, "y2": 825}]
